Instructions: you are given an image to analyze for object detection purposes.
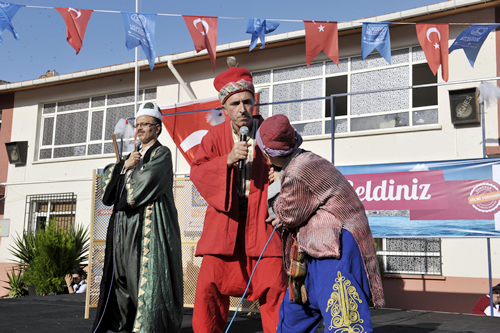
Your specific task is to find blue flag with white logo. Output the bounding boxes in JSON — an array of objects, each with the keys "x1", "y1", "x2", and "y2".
[
  {"x1": 246, "y1": 18, "x2": 280, "y2": 51},
  {"x1": 0, "y1": 1, "x2": 23, "y2": 43},
  {"x1": 121, "y1": 12, "x2": 157, "y2": 71},
  {"x1": 449, "y1": 24, "x2": 499, "y2": 67},
  {"x1": 361, "y1": 22, "x2": 391, "y2": 64}
]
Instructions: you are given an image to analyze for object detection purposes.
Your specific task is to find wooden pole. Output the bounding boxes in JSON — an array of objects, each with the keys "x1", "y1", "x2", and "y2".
[{"x1": 111, "y1": 134, "x2": 120, "y2": 162}]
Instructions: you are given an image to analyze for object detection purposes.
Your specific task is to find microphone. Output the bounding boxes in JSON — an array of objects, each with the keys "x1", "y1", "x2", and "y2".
[{"x1": 238, "y1": 126, "x2": 249, "y2": 170}]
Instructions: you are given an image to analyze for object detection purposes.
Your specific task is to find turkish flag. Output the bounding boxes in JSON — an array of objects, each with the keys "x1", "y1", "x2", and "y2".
[
  {"x1": 304, "y1": 21, "x2": 338, "y2": 67},
  {"x1": 416, "y1": 23, "x2": 449, "y2": 82},
  {"x1": 55, "y1": 7, "x2": 93, "y2": 54},
  {"x1": 161, "y1": 96, "x2": 224, "y2": 164},
  {"x1": 183, "y1": 16, "x2": 218, "y2": 72}
]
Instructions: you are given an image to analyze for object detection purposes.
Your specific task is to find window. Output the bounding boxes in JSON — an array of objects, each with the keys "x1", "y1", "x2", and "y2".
[
  {"x1": 25, "y1": 193, "x2": 77, "y2": 233},
  {"x1": 374, "y1": 238, "x2": 442, "y2": 275},
  {"x1": 39, "y1": 88, "x2": 157, "y2": 160},
  {"x1": 253, "y1": 46, "x2": 439, "y2": 137},
  {"x1": 0, "y1": 109, "x2": 2, "y2": 133}
]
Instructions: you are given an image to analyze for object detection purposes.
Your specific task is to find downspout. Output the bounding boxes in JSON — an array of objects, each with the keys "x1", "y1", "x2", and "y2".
[{"x1": 167, "y1": 60, "x2": 197, "y2": 100}]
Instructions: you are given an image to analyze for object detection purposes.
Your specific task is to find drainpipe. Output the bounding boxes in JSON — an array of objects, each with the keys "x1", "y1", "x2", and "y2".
[{"x1": 167, "y1": 60, "x2": 197, "y2": 100}]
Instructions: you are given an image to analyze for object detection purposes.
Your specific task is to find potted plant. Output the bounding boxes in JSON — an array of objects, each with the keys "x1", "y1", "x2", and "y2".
[
  {"x1": 1, "y1": 266, "x2": 28, "y2": 298},
  {"x1": 8, "y1": 218, "x2": 89, "y2": 295}
]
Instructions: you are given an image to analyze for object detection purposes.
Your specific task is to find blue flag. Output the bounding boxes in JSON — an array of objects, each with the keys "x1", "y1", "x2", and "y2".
[
  {"x1": 245, "y1": 18, "x2": 280, "y2": 51},
  {"x1": 449, "y1": 24, "x2": 499, "y2": 67},
  {"x1": 121, "y1": 12, "x2": 157, "y2": 71},
  {"x1": 0, "y1": 1, "x2": 23, "y2": 43},
  {"x1": 361, "y1": 22, "x2": 391, "y2": 64}
]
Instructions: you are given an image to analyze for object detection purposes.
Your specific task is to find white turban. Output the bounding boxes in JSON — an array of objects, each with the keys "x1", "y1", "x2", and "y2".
[{"x1": 136, "y1": 102, "x2": 162, "y2": 121}]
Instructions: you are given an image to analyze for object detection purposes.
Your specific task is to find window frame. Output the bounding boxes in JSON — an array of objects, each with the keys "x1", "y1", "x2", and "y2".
[
  {"x1": 375, "y1": 237, "x2": 442, "y2": 276},
  {"x1": 38, "y1": 88, "x2": 157, "y2": 161},
  {"x1": 25, "y1": 193, "x2": 77, "y2": 233},
  {"x1": 252, "y1": 45, "x2": 439, "y2": 137}
]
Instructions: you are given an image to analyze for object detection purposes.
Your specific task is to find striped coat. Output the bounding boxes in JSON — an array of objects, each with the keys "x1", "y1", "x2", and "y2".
[{"x1": 274, "y1": 149, "x2": 385, "y2": 308}]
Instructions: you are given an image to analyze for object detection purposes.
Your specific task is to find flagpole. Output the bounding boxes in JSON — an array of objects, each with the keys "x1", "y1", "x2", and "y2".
[{"x1": 134, "y1": 0, "x2": 140, "y2": 119}]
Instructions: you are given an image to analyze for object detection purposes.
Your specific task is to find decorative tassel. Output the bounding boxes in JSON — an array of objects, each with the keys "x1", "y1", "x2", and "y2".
[
  {"x1": 478, "y1": 82, "x2": 500, "y2": 108},
  {"x1": 205, "y1": 109, "x2": 226, "y2": 126},
  {"x1": 114, "y1": 118, "x2": 135, "y2": 152}
]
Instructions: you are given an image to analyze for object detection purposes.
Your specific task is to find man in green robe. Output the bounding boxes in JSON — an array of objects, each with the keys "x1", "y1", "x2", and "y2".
[{"x1": 92, "y1": 102, "x2": 183, "y2": 333}]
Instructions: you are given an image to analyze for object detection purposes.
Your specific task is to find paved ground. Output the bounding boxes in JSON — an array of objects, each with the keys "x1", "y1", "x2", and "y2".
[{"x1": 0, "y1": 293, "x2": 498, "y2": 332}]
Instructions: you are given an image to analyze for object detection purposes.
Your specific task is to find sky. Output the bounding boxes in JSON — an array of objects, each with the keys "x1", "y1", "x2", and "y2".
[{"x1": 0, "y1": 0, "x2": 443, "y2": 83}]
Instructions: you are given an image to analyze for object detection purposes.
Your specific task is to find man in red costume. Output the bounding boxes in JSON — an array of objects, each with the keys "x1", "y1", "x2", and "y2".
[{"x1": 190, "y1": 67, "x2": 287, "y2": 333}]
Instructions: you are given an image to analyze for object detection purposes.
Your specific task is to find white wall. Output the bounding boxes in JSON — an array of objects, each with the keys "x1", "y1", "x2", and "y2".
[{"x1": 442, "y1": 238, "x2": 500, "y2": 279}]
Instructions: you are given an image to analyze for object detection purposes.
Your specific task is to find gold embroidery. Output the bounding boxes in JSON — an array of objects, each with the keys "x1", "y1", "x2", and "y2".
[
  {"x1": 325, "y1": 271, "x2": 364, "y2": 333},
  {"x1": 100, "y1": 164, "x2": 115, "y2": 199},
  {"x1": 134, "y1": 202, "x2": 153, "y2": 330}
]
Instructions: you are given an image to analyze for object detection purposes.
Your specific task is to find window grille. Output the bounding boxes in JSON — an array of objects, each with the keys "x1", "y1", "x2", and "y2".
[
  {"x1": 253, "y1": 46, "x2": 438, "y2": 137},
  {"x1": 25, "y1": 193, "x2": 77, "y2": 233},
  {"x1": 39, "y1": 88, "x2": 156, "y2": 160},
  {"x1": 374, "y1": 238, "x2": 442, "y2": 275}
]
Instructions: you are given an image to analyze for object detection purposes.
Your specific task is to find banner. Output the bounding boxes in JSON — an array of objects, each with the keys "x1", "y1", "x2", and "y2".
[
  {"x1": 55, "y1": 7, "x2": 93, "y2": 54},
  {"x1": 161, "y1": 96, "x2": 224, "y2": 164},
  {"x1": 449, "y1": 24, "x2": 500, "y2": 67},
  {"x1": 0, "y1": 1, "x2": 23, "y2": 42},
  {"x1": 416, "y1": 23, "x2": 449, "y2": 82},
  {"x1": 121, "y1": 12, "x2": 156, "y2": 70},
  {"x1": 337, "y1": 157, "x2": 500, "y2": 238},
  {"x1": 304, "y1": 20, "x2": 338, "y2": 67},
  {"x1": 245, "y1": 18, "x2": 280, "y2": 51},
  {"x1": 183, "y1": 15, "x2": 218, "y2": 72},
  {"x1": 361, "y1": 22, "x2": 391, "y2": 64}
]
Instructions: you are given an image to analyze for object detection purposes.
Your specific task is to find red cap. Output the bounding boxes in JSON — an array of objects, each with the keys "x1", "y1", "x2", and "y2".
[
  {"x1": 214, "y1": 67, "x2": 254, "y2": 104},
  {"x1": 259, "y1": 114, "x2": 295, "y2": 150}
]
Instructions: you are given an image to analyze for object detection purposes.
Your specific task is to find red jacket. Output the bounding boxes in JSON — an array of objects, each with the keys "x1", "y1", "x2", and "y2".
[{"x1": 191, "y1": 117, "x2": 282, "y2": 257}]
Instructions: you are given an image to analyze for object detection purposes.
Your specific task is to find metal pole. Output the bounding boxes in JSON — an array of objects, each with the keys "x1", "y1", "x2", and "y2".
[
  {"x1": 481, "y1": 99, "x2": 486, "y2": 159},
  {"x1": 134, "y1": 0, "x2": 140, "y2": 115},
  {"x1": 487, "y1": 238, "x2": 494, "y2": 316},
  {"x1": 330, "y1": 96, "x2": 336, "y2": 165}
]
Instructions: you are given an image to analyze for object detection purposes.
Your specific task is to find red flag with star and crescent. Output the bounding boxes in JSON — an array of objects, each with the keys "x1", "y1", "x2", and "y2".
[
  {"x1": 55, "y1": 7, "x2": 93, "y2": 54},
  {"x1": 416, "y1": 23, "x2": 449, "y2": 82},
  {"x1": 304, "y1": 21, "x2": 338, "y2": 68},
  {"x1": 161, "y1": 96, "x2": 224, "y2": 164},
  {"x1": 183, "y1": 16, "x2": 218, "y2": 73}
]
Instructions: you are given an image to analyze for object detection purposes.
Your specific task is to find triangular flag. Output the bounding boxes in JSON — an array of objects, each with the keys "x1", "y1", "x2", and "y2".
[
  {"x1": 183, "y1": 16, "x2": 218, "y2": 73},
  {"x1": 0, "y1": 1, "x2": 23, "y2": 43},
  {"x1": 55, "y1": 7, "x2": 93, "y2": 54},
  {"x1": 449, "y1": 24, "x2": 499, "y2": 67},
  {"x1": 245, "y1": 18, "x2": 280, "y2": 51},
  {"x1": 121, "y1": 12, "x2": 157, "y2": 71},
  {"x1": 161, "y1": 96, "x2": 223, "y2": 164},
  {"x1": 416, "y1": 23, "x2": 449, "y2": 82},
  {"x1": 304, "y1": 21, "x2": 338, "y2": 67},
  {"x1": 361, "y1": 22, "x2": 391, "y2": 64}
]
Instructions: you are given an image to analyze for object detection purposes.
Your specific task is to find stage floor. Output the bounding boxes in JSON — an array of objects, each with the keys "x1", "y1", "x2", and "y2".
[{"x1": 0, "y1": 293, "x2": 498, "y2": 332}]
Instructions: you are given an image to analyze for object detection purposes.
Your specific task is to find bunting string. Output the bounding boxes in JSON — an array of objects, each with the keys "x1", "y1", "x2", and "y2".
[
  {"x1": 1, "y1": 1, "x2": 500, "y2": 79},
  {"x1": 20, "y1": 4, "x2": 500, "y2": 24}
]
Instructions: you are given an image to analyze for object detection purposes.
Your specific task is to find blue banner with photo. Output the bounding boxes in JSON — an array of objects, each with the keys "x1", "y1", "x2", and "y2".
[
  {"x1": 121, "y1": 12, "x2": 157, "y2": 70},
  {"x1": 246, "y1": 18, "x2": 280, "y2": 51},
  {"x1": 0, "y1": 1, "x2": 23, "y2": 42},
  {"x1": 449, "y1": 24, "x2": 500, "y2": 67},
  {"x1": 361, "y1": 22, "x2": 391, "y2": 64}
]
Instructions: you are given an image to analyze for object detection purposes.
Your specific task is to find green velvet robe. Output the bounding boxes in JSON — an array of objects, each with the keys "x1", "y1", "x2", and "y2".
[{"x1": 92, "y1": 141, "x2": 183, "y2": 333}]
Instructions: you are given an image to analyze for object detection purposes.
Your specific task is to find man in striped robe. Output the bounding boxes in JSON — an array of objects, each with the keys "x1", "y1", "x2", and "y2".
[{"x1": 257, "y1": 114, "x2": 385, "y2": 333}]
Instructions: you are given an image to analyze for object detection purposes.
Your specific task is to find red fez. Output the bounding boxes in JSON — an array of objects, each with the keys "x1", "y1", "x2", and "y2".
[
  {"x1": 214, "y1": 67, "x2": 254, "y2": 104},
  {"x1": 256, "y1": 114, "x2": 302, "y2": 157}
]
